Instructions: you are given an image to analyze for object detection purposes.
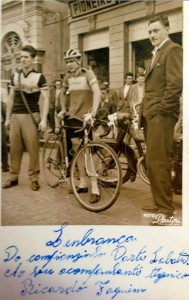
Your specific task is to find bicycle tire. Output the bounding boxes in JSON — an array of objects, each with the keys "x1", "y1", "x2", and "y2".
[
  {"x1": 43, "y1": 134, "x2": 63, "y2": 187},
  {"x1": 137, "y1": 156, "x2": 150, "y2": 185},
  {"x1": 70, "y1": 141, "x2": 122, "y2": 212},
  {"x1": 118, "y1": 149, "x2": 135, "y2": 183}
]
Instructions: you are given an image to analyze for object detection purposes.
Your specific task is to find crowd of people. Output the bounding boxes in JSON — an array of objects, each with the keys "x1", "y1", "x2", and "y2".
[{"x1": 2, "y1": 15, "x2": 183, "y2": 224}]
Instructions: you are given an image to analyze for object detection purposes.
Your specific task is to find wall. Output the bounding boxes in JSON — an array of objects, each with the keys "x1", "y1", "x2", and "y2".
[
  {"x1": 68, "y1": 0, "x2": 183, "y2": 90},
  {"x1": 1, "y1": 0, "x2": 69, "y2": 85}
]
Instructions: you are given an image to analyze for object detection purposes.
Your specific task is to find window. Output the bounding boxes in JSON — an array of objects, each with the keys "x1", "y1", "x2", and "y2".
[{"x1": 1, "y1": 32, "x2": 22, "y2": 81}]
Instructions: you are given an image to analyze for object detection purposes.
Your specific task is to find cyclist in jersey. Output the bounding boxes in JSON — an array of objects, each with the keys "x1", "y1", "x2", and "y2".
[{"x1": 58, "y1": 48, "x2": 101, "y2": 203}]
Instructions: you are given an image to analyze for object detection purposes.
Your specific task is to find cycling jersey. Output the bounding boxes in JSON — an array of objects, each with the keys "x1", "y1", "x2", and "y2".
[
  {"x1": 63, "y1": 68, "x2": 97, "y2": 118},
  {"x1": 10, "y1": 69, "x2": 47, "y2": 114}
]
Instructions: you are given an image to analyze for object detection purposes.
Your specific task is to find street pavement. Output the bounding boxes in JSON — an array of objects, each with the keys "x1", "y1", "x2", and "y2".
[{"x1": 1, "y1": 149, "x2": 182, "y2": 226}]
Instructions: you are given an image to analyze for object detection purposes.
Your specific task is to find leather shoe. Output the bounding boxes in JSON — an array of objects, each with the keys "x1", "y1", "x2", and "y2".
[
  {"x1": 142, "y1": 205, "x2": 158, "y2": 211},
  {"x1": 90, "y1": 194, "x2": 101, "y2": 203},
  {"x1": 68, "y1": 187, "x2": 88, "y2": 194},
  {"x1": 173, "y1": 189, "x2": 182, "y2": 195},
  {"x1": 2, "y1": 166, "x2": 9, "y2": 172},
  {"x1": 31, "y1": 181, "x2": 40, "y2": 191},
  {"x1": 130, "y1": 172, "x2": 136, "y2": 182},
  {"x1": 76, "y1": 187, "x2": 88, "y2": 193},
  {"x1": 3, "y1": 179, "x2": 18, "y2": 189}
]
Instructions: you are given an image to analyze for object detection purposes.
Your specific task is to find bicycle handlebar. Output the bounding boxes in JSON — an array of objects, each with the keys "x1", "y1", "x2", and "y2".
[{"x1": 57, "y1": 111, "x2": 131, "y2": 135}]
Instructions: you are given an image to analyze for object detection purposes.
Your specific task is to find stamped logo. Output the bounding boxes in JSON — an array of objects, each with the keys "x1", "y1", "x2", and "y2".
[{"x1": 141, "y1": 211, "x2": 182, "y2": 226}]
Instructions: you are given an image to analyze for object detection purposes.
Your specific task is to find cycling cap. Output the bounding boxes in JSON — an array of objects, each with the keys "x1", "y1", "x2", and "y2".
[{"x1": 64, "y1": 49, "x2": 82, "y2": 60}]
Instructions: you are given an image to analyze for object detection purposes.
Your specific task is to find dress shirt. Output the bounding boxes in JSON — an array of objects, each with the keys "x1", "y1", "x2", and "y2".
[
  {"x1": 123, "y1": 84, "x2": 130, "y2": 98},
  {"x1": 151, "y1": 38, "x2": 170, "y2": 65},
  {"x1": 55, "y1": 89, "x2": 61, "y2": 106}
]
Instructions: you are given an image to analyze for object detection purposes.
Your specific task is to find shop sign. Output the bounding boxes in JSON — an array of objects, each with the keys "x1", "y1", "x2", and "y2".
[{"x1": 69, "y1": 0, "x2": 124, "y2": 18}]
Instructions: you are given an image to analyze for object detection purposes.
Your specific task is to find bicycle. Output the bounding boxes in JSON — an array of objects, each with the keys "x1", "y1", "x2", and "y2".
[
  {"x1": 94, "y1": 108, "x2": 138, "y2": 185},
  {"x1": 93, "y1": 105, "x2": 149, "y2": 185},
  {"x1": 102, "y1": 105, "x2": 182, "y2": 191},
  {"x1": 42, "y1": 116, "x2": 122, "y2": 212},
  {"x1": 99, "y1": 107, "x2": 150, "y2": 186}
]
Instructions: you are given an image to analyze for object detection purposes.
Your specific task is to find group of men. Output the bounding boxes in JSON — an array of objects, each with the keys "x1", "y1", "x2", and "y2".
[{"x1": 2, "y1": 15, "x2": 183, "y2": 224}]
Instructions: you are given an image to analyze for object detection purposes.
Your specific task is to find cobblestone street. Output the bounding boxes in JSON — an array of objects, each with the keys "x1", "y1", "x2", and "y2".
[{"x1": 1, "y1": 149, "x2": 182, "y2": 226}]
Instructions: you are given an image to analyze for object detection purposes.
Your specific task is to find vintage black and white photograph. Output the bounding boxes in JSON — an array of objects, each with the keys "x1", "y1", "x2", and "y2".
[{"x1": 1, "y1": 0, "x2": 183, "y2": 226}]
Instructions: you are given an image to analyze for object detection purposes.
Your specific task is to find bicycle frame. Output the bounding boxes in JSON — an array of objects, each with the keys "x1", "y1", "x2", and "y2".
[{"x1": 58, "y1": 118, "x2": 100, "y2": 179}]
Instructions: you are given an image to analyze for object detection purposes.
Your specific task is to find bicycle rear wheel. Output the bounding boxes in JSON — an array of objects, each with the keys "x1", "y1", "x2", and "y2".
[
  {"x1": 137, "y1": 156, "x2": 150, "y2": 185},
  {"x1": 43, "y1": 134, "x2": 63, "y2": 187},
  {"x1": 70, "y1": 141, "x2": 122, "y2": 212}
]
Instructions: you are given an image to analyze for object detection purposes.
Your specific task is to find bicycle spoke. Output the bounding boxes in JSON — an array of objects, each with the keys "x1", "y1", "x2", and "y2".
[{"x1": 70, "y1": 142, "x2": 122, "y2": 212}]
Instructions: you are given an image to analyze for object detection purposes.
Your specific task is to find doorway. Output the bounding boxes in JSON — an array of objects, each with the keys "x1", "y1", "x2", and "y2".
[
  {"x1": 132, "y1": 32, "x2": 182, "y2": 75},
  {"x1": 85, "y1": 47, "x2": 109, "y2": 83}
]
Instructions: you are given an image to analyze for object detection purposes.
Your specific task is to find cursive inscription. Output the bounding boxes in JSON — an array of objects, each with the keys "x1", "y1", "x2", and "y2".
[
  {"x1": 1, "y1": 225, "x2": 189, "y2": 299},
  {"x1": 46, "y1": 223, "x2": 137, "y2": 248},
  {"x1": 28, "y1": 245, "x2": 106, "y2": 268},
  {"x1": 20, "y1": 278, "x2": 87, "y2": 296},
  {"x1": 150, "y1": 246, "x2": 189, "y2": 265},
  {"x1": 95, "y1": 280, "x2": 146, "y2": 299}
]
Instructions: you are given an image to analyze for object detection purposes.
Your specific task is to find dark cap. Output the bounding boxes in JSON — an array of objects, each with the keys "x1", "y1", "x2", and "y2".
[{"x1": 99, "y1": 83, "x2": 108, "y2": 91}]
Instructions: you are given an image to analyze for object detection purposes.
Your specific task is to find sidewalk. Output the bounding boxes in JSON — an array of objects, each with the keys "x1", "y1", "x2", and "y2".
[{"x1": 1, "y1": 150, "x2": 182, "y2": 226}]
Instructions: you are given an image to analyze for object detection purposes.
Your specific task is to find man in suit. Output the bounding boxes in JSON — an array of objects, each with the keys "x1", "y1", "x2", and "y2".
[
  {"x1": 128, "y1": 73, "x2": 145, "y2": 112},
  {"x1": 118, "y1": 72, "x2": 134, "y2": 113},
  {"x1": 102, "y1": 81, "x2": 119, "y2": 105},
  {"x1": 141, "y1": 15, "x2": 183, "y2": 223},
  {"x1": 119, "y1": 72, "x2": 134, "y2": 101},
  {"x1": 136, "y1": 63, "x2": 146, "y2": 76},
  {"x1": 93, "y1": 83, "x2": 117, "y2": 140}
]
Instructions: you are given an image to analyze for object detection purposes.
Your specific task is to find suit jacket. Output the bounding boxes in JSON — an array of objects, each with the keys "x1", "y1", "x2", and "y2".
[
  {"x1": 118, "y1": 85, "x2": 131, "y2": 114},
  {"x1": 119, "y1": 85, "x2": 130, "y2": 101},
  {"x1": 109, "y1": 89, "x2": 119, "y2": 105},
  {"x1": 96, "y1": 97, "x2": 117, "y2": 121},
  {"x1": 128, "y1": 83, "x2": 144, "y2": 107},
  {"x1": 141, "y1": 39, "x2": 183, "y2": 122}
]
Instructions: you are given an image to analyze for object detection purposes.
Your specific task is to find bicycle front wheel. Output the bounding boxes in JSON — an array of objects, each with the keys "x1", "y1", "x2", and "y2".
[
  {"x1": 43, "y1": 134, "x2": 63, "y2": 187},
  {"x1": 70, "y1": 141, "x2": 122, "y2": 212}
]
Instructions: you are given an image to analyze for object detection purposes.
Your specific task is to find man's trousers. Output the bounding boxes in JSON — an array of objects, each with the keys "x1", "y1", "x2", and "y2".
[
  {"x1": 144, "y1": 114, "x2": 177, "y2": 211},
  {"x1": 9, "y1": 113, "x2": 40, "y2": 182}
]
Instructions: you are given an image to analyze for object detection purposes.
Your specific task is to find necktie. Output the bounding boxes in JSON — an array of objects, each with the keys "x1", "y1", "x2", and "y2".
[{"x1": 151, "y1": 48, "x2": 159, "y2": 66}]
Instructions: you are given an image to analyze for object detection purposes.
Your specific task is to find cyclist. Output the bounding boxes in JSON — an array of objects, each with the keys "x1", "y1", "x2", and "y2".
[{"x1": 58, "y1": 48, "x2": 101, "y2": 203}]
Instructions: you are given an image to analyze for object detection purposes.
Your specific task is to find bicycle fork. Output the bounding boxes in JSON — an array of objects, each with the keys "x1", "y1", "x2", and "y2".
[{"x1": 84, "y1": 129, "x2": 98, "y2": 177}]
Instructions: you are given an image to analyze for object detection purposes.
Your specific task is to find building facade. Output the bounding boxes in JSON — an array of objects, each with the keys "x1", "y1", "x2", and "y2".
[
  {"x1": 68, "y1": 0, "x2": 183, "y2": 91},
  {"x1": 1, "y1": 0, "x2": 183, "y2": 92},
  {"x1": 1, "y1": 0, "x2": 69, "y2": 89}
]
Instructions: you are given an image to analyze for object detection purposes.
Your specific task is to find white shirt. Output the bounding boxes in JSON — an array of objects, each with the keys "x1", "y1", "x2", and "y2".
[
  {"x1": 152, "y1": 38, "x2": 170, "y2": 56},
  {"x1": 123, "y1": 84, "x2": 130, "y2": 98},
  {"x1": 55, "y1": 88, "x2": 61, "y2": 107}
]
